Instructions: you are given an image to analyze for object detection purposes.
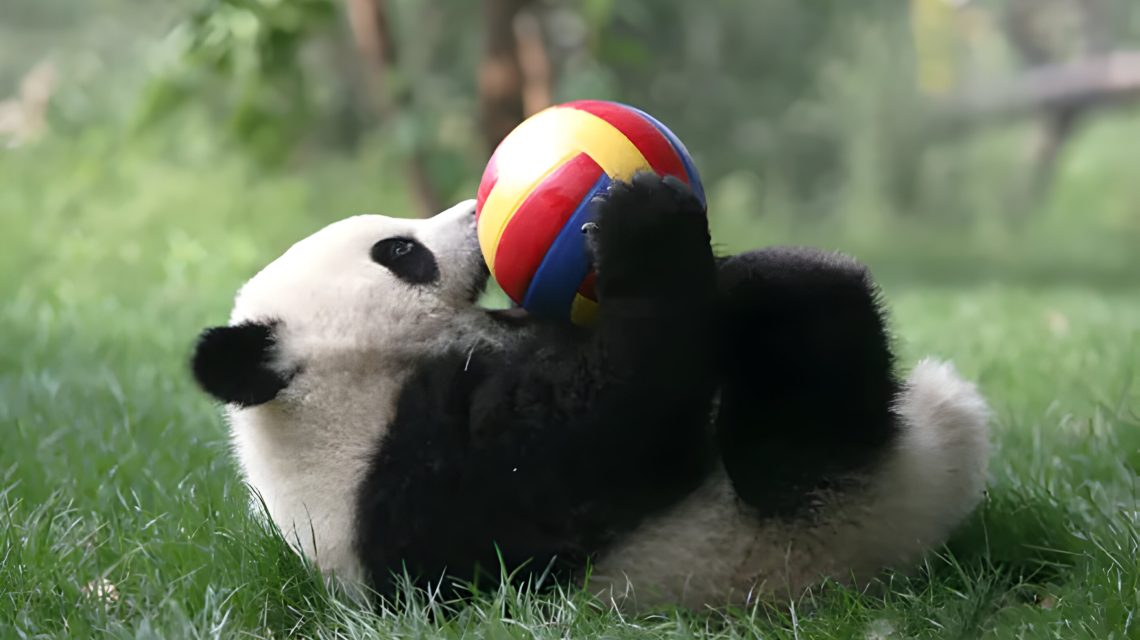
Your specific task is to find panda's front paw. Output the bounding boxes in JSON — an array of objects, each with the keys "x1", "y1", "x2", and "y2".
[
  {"x1": 592, "y1": 173, "x2": 706, "y2": 242},
  {"x1": 590, "y1": 172, "x2": 712, "y2": 301}
]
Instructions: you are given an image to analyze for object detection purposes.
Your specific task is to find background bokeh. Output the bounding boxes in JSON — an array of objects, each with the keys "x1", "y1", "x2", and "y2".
[
  {"x1": 3, "y1": 0, "x2": 1140, "y2": 284},
  {"x1": 2, "y1": 1, "x2": 1138, "y2": 637}
]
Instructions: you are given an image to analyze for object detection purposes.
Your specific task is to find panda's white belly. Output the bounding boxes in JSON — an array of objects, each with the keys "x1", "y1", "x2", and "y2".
[
  {"x1": 588, "y1": 463, "x2": 928, "y2": 611},
  {"x1": 589, "y1": 359, "x2": 991, "y2": 610},
  {"x1": 588, "y1": 468, "x2": 759, "y2": 609}
]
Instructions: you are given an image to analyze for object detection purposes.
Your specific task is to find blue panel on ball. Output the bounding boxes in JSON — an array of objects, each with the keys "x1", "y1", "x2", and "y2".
[
  {"x1": 623, "y1": 104, "x2": 706, "y2": 209},
  {"x1": 523, "y1": 172, "x2": 612, "y2": 320}
]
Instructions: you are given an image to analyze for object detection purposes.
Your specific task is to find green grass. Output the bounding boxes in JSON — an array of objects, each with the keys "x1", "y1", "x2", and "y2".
[{"x1": 2, "y1": 130, "x2": 1139, "y2": 639}]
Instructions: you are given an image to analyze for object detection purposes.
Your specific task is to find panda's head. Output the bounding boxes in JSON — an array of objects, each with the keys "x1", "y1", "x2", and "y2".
[
  {"x1": 191, "y1": 200, "x2": 490, "y2": 407},
  {"x1": 230, "y1": 199, "x2": 487, "y2": 338}
]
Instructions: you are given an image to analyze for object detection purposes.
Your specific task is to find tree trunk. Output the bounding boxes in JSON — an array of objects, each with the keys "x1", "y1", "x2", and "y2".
[
  {"x1": 346, "y1": 0, "x2": 395, "y2": 112},
  {"x1": 345, "y1": 0, "x2": 442, "y2": 217},
  {"x1": 513, "y1": 7, "x2": 552, "y2": 118},
  {"x1": 998, "y1": 0, "x2": 1113, "y2": 206},
  {"x1": 479, "y1": 0, "x2": 532, "y2": 155},
  {"x1": 933, "y1": 52, "x2": 1140, "y2": 131}
]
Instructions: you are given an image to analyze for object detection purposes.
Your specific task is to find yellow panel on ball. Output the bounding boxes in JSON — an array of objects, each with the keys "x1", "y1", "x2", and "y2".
[{"x1": 569, "y1": 294, "x2": 598, "y2": 326}]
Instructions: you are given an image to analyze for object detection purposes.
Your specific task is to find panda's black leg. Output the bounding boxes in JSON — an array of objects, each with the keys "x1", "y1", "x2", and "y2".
[{"x1": 714, "y1": 247, "x2": 901, "y2": 517}]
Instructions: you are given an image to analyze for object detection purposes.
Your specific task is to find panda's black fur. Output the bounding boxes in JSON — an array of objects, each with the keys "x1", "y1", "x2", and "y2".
[{"x1": 192, "y1": 173, "x2": 988, "y2": 609}]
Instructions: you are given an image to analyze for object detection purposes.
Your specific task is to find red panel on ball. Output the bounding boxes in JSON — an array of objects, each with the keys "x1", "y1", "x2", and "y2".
[
  {"x1": 564, "y1": 100, "x2": 689, "y2": 184},
  {"x1": 493, "y1": 153, "x2": 604, "y2": 303},
  {"x1": 475, "y1": 149, "x2": 499, "y2": 217}
]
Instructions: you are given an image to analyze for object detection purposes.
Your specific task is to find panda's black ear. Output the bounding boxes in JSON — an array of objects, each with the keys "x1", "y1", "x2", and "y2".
[{"x1": 191, "y1": 321, "x2": 291, "y2": 407}]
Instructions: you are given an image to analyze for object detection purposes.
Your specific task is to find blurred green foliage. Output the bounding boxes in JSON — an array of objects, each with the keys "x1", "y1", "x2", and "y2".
[
  {"x1": 136, "y1": 0, "x2": 336, "y2": 164},
  {"x1": 137, "y1": 0, "x2": 489, "y2": 188},
  {"x1": 4, "y1": 0, "x2": 1135, "y2": 233},
  {"x1": 2, "y1": 115, "x2": 1139, "y2": 638},
  {"x1": 0, "y1": 0, "x2": 1136, "y2": 288},
  {"x1": 582, "y1": 1, "x2": 911, "y2": 202}
]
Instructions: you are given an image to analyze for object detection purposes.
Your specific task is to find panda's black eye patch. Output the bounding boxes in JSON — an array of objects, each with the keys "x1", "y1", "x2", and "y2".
[{"x1": 370, "y1": 237, "x2": 439, "y2": 285}]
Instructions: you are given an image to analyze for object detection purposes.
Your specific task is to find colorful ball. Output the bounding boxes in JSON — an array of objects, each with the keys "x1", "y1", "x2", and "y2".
[{"x1": 475, "y1": 100, "x2": 705, "y2": 326}]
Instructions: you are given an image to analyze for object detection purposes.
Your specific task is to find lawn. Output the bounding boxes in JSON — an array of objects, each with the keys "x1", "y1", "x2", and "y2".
[{"x1": 1, "y1": 132, "x2": 1138, "y2": 639}]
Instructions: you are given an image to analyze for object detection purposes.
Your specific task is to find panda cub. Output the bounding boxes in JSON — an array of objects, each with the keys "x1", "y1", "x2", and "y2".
[{"x1": 191, "y1": 174, "x2": 989, "y2": 610}]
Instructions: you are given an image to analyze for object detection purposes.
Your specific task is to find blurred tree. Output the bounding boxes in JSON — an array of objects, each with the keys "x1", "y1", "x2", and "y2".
[
  {"x1": 514, "y1": 8, "x2": 553, "y2": 118},
  {"x1": 344, "y1": 0, "x2": 442, "y2": 215},
  {"x1": 479, "y1": 0, "x2": 530, "y2": 153},
  {"x1": 1006, "y1": 0, "x2": 1107, "y2": 200},
  {"x1": 563, "y1": 0, "x2": 911, "y2": 210},
  {"x1": 477, "y1": 0, "x2": 553, "y2": 153},
  {"x1": 902, "y1": 0, "x2": 1140, "y2": 223},
  {"x1": 129, "y1": 0, "x2": 926, "y2": 218},
  {"x1": 116, "y1": 0, "x2": 1140, "y2": 224},
  {"x1": 136, "y1": 0, "x2": 337, "y2": 165},
  {"x1": 137, "y1": 0, "x2": 489, "y2": 216}
]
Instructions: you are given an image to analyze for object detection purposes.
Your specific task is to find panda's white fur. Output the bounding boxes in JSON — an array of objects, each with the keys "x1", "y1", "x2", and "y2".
[
  {"x1": 201, "y1": 191, "x2": 989, "y2": 610},
  {"x1": 588, "y1": 358, "x2": 989, "y2": 609}
]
